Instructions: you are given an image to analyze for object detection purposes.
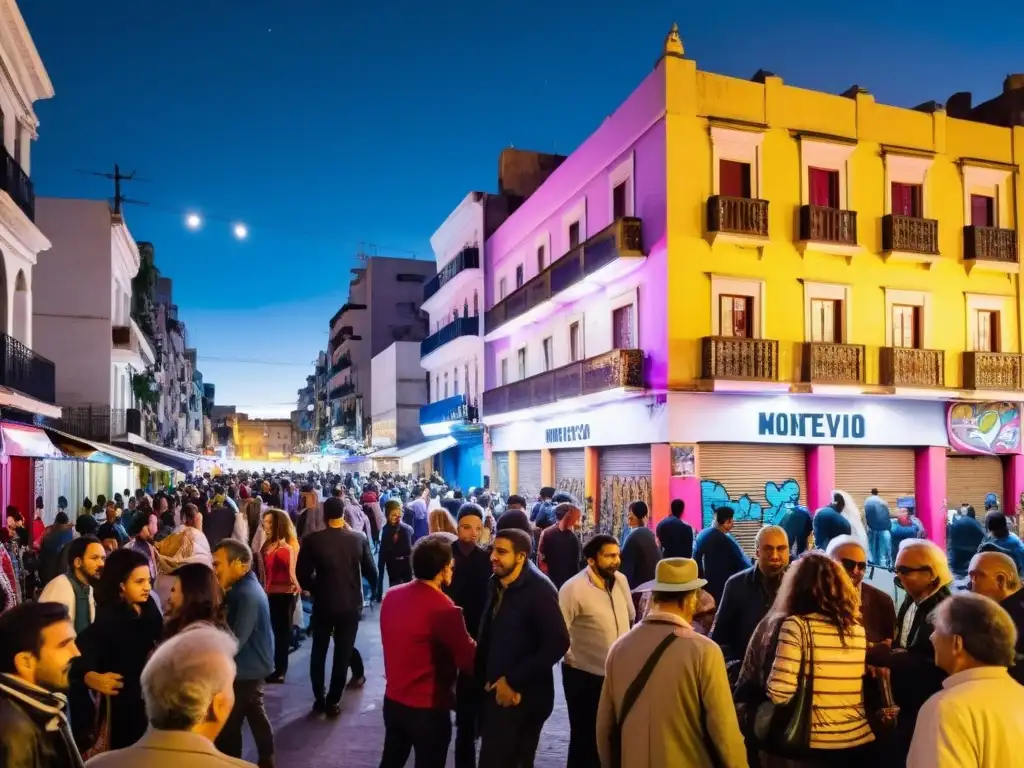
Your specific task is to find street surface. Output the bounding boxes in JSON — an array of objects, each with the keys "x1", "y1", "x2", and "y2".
[{"x1": 244, "y1": 606, "x2": 571, "y2": 768}]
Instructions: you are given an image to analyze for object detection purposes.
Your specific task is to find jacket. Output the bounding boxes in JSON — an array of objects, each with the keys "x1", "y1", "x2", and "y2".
[
  {"x1": 38, "y1": 574, "x2": 95, "y2": 627},
  {"x1": 296, "y1": 526, "x2": 378, "y2": 618},
  {"x1": 710, "y1": 565, "x2": 781, "y2": 664},
  {"x1": 476, "y1": 561, "x2": 569, "y2": 719},
  {"x1": 780, "y1": 506, "x2": 812, "y2": 555},
  {"x1": 864, "y1": 494, "x2": 891, "y2": 532},
  {"x1": 448, "y1": 542, "x2": 491, "y2": 639},
  {"x1": 619, "y1": 525, "x2": 660, "y2": 590},
  {"x1": 84, "y1": 728, "x2": 253, "y2": 767},
  {"x1": 1001, "y1": 588, "x2": 1024, "y2": 686},
  {"x1": 0, "y1": 674, "x2": 84, "y2": 768},
  {"x1": 202, "y1": 504, "x2": 238, "y2": 552},
  {"x1": 224, "y1": 571, "x2": 275, "y2": 682},
  {"x1": 692, "y1": 527, "x2": 751, "y2": 605},
  {"x1": 655, "y1": 515, "x2": 693, "y2": 559},
  {"x1": 811, "y1": 505, "x2": 851, "y2": 552},
  {"x1": 907, "y1": 667, "x2": 1024, "y2": 768},
  {"x1": 947, "y1": 514, "x2": 985, "y2": 575},
  {"x1": 596, "y1": 614, "x2": 747, "y2": 768}
]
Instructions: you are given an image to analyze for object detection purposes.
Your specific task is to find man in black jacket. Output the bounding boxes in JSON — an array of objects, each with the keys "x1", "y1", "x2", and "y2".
[
  {"x1": 202, "y1": 485, "x2": 237, "y2": 552},
  {"x1": 448, "y1": 503, "x2": 492, "y2": 768},
  {"x1": 297, "y1": 497, "x2": 378, "y2": 717},
  {"x1": 0, "y1": 601, "x2": 84, "y2": 768},
  {"x1": 477, "y1": 529, "x2": 569, "y2": 768}
]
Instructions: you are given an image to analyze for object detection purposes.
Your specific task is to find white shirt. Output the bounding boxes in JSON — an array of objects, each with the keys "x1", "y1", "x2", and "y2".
[
  {"x1": 38, "y1": 573, "x2": 95, "y2": 625},
  {"x1": 559, "y1": 568, "x2": 636, "y2": 676},
  {"x1": 907, "y1": 666, "x2": 1024, "y2": 768}
]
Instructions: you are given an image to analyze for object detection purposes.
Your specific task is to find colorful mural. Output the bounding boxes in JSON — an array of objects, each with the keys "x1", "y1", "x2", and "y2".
[
  {"x1": 700, "y1": 478, "x2": 802, "y2": 528},
  {"x1": 947, "y1": 402, "x2": 1021, "y2": 455}
]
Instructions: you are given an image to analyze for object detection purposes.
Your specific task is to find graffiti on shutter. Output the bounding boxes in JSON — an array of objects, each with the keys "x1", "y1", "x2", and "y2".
[
  {"x1": 598, "y1": 446, "x2": 651, "y2": 542},
  {"x1": 553, "y1": 449, "x2": 585, "y2": 507},
  {"x1": 493, "y1": 453, "x2": 510, "y2": 497}
]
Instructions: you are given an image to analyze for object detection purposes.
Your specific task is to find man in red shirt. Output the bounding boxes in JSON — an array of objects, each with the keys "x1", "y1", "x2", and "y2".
[{"x1": 379, "y1": 534, "x2": 476, "y2": 768}]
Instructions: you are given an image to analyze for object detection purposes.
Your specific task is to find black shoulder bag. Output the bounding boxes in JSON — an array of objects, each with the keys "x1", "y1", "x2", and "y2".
[
  {"x1": 753, "y1": 617, "x2": 815, "y2": 757},
  {"x1": 608, "y1": 631, "x2": 679, "y2": 768}
]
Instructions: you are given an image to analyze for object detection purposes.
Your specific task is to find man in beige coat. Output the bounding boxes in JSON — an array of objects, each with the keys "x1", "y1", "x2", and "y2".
[
  {"x1": 85, "y1": 624, "x2": 255, "y2": 767},
  {"x1": 596, "y1": 557, "x2": 748, "y2": 768}
]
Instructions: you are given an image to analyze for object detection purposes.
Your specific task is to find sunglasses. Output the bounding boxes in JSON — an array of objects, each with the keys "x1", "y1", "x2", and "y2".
[
  {"x1": 841, "y1": 558, "x2": 867, "y2": 572},
  {"x1": 895, "y1": 565, "x2": 932, "y2": 576}
]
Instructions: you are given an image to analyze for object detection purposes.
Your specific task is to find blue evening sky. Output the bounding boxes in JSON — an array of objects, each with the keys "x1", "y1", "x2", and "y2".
[{"x1": 22, "y1": 1, "x2": 1021, "y2": 417}]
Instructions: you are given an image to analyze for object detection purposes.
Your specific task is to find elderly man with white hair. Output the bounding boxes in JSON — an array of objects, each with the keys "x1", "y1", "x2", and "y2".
[
  {"x1": 968, "y1": 550, "x2": 1024, "y2": 685},
  {"x1": 907, "y1": 593, "x2": 1024, "y2": 768},
  {"x1": 84, "y1": 625, "x2": 255, "y2": 767},
  {"x1": 826, "y1": 534, "x2": 896, "y2": 651}
]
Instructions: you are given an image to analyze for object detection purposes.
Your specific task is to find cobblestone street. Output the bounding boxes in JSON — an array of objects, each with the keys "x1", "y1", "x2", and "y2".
[{"x1": 244, "y1": 607, "x2": 570, "y2": 768}]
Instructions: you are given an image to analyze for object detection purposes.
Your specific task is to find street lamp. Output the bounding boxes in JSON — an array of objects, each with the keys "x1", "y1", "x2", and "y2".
[
  {"x1": 233, "y1": 223, "x2": 249, "y2": 240},
  {"x1": 185, "y1": 212, "x2": 202, "y2": 231}
]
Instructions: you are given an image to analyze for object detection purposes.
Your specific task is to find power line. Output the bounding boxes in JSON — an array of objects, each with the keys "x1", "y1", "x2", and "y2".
[{"x1": 199, "y1": 356, "x2": 316, "y2": 367}]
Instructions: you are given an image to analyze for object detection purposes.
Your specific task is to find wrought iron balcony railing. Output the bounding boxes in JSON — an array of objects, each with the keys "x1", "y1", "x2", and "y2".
[
  {"x1": 482, "y1": 349, "x2": 644, "y2": 417},
  {"x1": 420, "y1": 393, "x2": 479, "y2": 425},
  {"x1": 706, "y1": 196, "x2": 769, "y2": 238},
  {"x1": 801, "y1": 342, "x2": 866, "y2": 384},
  {"x1": 0, "y1": 332, "x2": 55, "y2": 404},
  {"x1": 701, "y1": 337, "x2": 778, "y2": 381},
  {"x1": 962, "y1": 351, "x2": 1024, "y2": 391},
  {"x1": 421, "y1": 316, "x2": 479, "y2": 358},
  {"x1": 798, "y1": 205, "x2": 857, "y2": 246},
  {"x1": 424, "y1": 246, "x2": 480, "y2": 302},
  {"x1": 879, "y1": 347, "x2": 944, "y2": 387},
  {"x1": 882, "y1": 214, "x2": 939, "y2": 254},
  {"x1": 963, "y1": 226, "x2": 1017, "y2": 264},
  {"x1": 52, "y1": 406, "x2": 145, "y2": 442},
  {"x1": 0, "y1": 147, "x2": 33, "y2": 221}
]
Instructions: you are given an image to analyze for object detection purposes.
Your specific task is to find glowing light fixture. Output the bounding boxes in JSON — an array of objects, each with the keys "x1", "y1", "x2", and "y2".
[
  {"x1": 185, "y1": 212, "x2": 202, "y2": 230},
  {"x1": 233, "y1": 223, "x2": 249, "y2": 240}
]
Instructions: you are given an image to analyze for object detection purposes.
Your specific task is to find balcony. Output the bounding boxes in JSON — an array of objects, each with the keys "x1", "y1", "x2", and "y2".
[
  {"x1": 0, "y1": 333, "x2": 55, "y2": 404},
  {"x1": 111, "y1": 319, "x2": 157, "y2": 368},
  {"x1": 420, "y1": 393, "x2": 478, "y2": 426},
  {"x1": 53, "y1": 406, "x2": 145, "y2": 442},
  {"x1": 701, "y1": 337, "x2": 778, "y2": 381},
  {"x1": 796, "y1": 205, "x2": 859, "y2": 258},
  {"x1": 485, "y1": 217, "x2": 644, "y2": 340},
  {"x1": 330, "y1": 353, "x2": 352, "y2": 377},
  {"x1": 801, "y1": 342, "x2": 866, "y2": 384},
  {"x1": 882, "y1": 214, "x2": 940, "y2": 266},
  {"x1": 705, "y1": 196, "x2": 769, "y2": 246},
  {"x1": 0, "y1": 147, "x2": 34, "y2": 222},
  {"x1": 423, "y1": 246, "x2": 480, "y2": 306},
  {"x1": 963, "y1": 226, "x2": 1018, "y2": 273},
  {"x1": 329, "y1": 381, "x2": 355, "y2": 400},
  {"x1": 330, "y1": 303, "x2": 367, "y2": 341},
  {"x1": 879, "y1": 347, "x2": 944, "y2": 388},
  {"x1": 962, "y1": 351, "x2": 1024, "y2": 391},
  {"x1": 482, "y1": 349, "x2": 644, "y2": 419},
  {"x1": 421, "y1": 316, "x2": 480, "y2": 364}
]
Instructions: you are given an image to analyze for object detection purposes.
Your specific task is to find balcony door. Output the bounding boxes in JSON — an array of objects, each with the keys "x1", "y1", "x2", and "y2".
[
  {"x1": 720, "y1": 160, "x2": 752, "y2": 199},
  {"x1": 809, "y1": 167, "x2": 840, "y2": 209},
  {"x1": 975, "y1": 310, "x2": 999, "y2": 352},
  {"x1": 719, "y1": 295, "x2": 753, "y2": 338},
  {"x1": 891, "y1": 182, "x2": 922, "y2": 218},
  {"x1": 971, "y1": 194, "x2": 995, "y2": 227},
  {"x1": 810, "y1": 298, "x2": 841, "y2": 343},
  {"x1": 612, "y1": 305, "x2": 635, "y2": 349},
  {"x1": 891, "y1": 304, "x2": 921, "y2": 348}
]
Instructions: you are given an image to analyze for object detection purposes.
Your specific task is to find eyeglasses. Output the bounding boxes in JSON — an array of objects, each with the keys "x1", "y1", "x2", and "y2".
[
  {"x1": 841, "y1": 558, "x2": 867, "y2": 572},
  {"x1": 895, "y1": 565, "x2": 932, "y2": 576}
]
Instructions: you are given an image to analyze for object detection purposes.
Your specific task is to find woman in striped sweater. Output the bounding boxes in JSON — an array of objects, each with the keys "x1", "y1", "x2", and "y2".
[{"x1": 763, "y1": 552, "x2": 876, "y2": 766}]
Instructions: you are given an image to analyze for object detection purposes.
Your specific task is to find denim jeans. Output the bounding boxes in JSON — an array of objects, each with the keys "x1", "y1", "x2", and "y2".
[{"x1": 868, "y1": 529, "x2": 891, "y2": 568}]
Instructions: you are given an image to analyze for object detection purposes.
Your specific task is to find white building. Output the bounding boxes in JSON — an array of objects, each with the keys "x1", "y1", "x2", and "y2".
[
  {"x1": 0, "y1": 0, "x2": 56, "y2": 418},
  {"x1": 34, "y1": 199, "x2": 157, "y2": 434},
  {"x1": 369, "y1": 341, "x2": 427, "y2": 448}
]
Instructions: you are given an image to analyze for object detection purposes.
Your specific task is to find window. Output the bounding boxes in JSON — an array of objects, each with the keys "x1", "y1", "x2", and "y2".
[
  {"x1": 515, "y1": 264, "x2": 524, "y2": 289},
  {"x1": 454, "y1": 368, "x2": 459, "y2": 394},
  {"x1": 537, "y1": 245, "x2": 546, "y2": 273},
  {"x1": 891, "y1": 182, "x2": 922, "y2": 218},
  {"x1": 464, "y1": 364, "x2": 470, "y2": 399},
  {"x1": 396, "y1": 273, "x2": 426, "y2": 283},
  {"x1": 612, "y1": 305, "x2": 635, "y2": 348},
  {"x1": 569, "y1": 321, "x2": 582, "y2": 362},
  {"x1": 13, "y1": 126, "x2": 21, "y2": 167},
  {"x1": 810, "y1": 299, "x2": 842, "y2": 343},
  {"x1": 426, "y1": 372, "x2": 432, "y2": 402},
  {"x1": 971, "y1": 194, "x2": 995, "y2": 227},
  {"x1": 463, "y1": 299, "x2": 469, "y2": 318},
  {"x1": 498, "y1": 277, "x2": 508, "y2": 300},
  {"x1": 891, "y1": 305, "x2": 921, "y2": 348},
  {"x1": 719, "y1": 160, "x2": 752, "y2": 199},
  {"x1": 809, "y1": 167, "x2": 840, "y2": 208},
  {"x1": 517, "y1": 347, "x2": 527, "y2": 379},
  {"x1": 500, "y1": 358, "x2": 509, "y2": 386},
  {"x1": 612, "y1": 181, "x2": 628, "y2": 219},
  {"x1": 568, "y1": 221, "x2": 581, "y2": 249},
  {"x1": 720, "y1": 295, "x2": 753, "y2": 339},
  {"x1": 435, "y1": 375, "x2": 440, "y2": 400},
  {"x1": 444, "y1": 372, "x2": 449, "y2": 398},
  {"x1": 473, "y1": 290, "x2": 479, "y2": 316},
  {"x1": 976, "y1": 310, "x2": 999, "y2": 352},
  {"x1": 542, "y1": 337, "x2": 553, "y2": 371}
]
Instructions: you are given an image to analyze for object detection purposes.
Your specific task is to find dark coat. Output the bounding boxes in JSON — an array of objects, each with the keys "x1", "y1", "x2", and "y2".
[
  {"x1": 710, "y1": 565, "x2": 781, "y2": 665},
  {"x1": 448, "y1": 542, "x2": 492, "y2": 639},
  {"x1": 0, "y1": 674, "x2": 84, "y2": 768}
]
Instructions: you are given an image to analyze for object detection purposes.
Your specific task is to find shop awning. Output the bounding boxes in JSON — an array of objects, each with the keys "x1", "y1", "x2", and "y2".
[
  {"x1": 1, "y1": 422, "x2": 63, "y2": 458},
  {"x1": 114, "y1": 435, "x2": 197, "y2": 474},
  {"x1": 370, "y1": 436, "x2": 457, "y2": 465},
  {"x1": 43, "y1": 429, "x2": 121, "y2": 463},
  {"x1": 42, "y1": 427, "x2": 177, "y2": 473}
]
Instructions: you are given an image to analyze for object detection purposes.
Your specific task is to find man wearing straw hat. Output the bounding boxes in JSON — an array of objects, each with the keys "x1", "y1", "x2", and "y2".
[{"x1": 596, "y1": 558, "x2": 747, "y2": 768}]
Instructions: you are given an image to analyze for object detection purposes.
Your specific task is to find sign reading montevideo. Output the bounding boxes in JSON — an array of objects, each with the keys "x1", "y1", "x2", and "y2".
[
  {"x1": 758, "y1": 411, "x2": 867, "y2": 440},
  {"x1": 546, "y1": 424, "x2": 591, "y2": 444}
]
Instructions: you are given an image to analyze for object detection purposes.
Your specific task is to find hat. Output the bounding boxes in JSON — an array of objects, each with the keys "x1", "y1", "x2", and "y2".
[{"x1": 633, "y1": 557, "x2": 707, "y2": 594}]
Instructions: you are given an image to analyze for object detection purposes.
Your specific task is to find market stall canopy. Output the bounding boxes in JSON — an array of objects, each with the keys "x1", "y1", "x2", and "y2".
[
  {"x1": 44, "y1": 429, "x2": 122, "y2": 463},
  {"x1": 114, "y1": 434, "x2": 196, "y2": 474},
  {"x1": 368, "y1": 436, "x2": 457, "y2": 465},
  {"x1": 1, "y1": 422, "x2": 63, "y2": 459},
  {"x1": 42, "y1": 427, "x2": 177, "y2": 473}
]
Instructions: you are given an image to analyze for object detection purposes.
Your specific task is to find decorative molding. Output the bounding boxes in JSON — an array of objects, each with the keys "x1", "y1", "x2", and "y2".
[{"x1": 0, "y1": 0, "x2": 53, "y2": 109}]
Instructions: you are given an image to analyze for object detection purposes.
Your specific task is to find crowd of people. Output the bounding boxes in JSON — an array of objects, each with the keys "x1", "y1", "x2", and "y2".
[{"x1": 0, "y1": 470, "x2": 1022, "y2": 768}]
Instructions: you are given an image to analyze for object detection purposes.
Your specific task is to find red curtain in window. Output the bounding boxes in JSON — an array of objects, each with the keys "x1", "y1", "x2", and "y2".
[
  {"x1": 720, "y1": 160, "x2": 751, "y2": 198},
  {"x1": 971, "y1": 194, "x2": 994, "y2": 227},
  {"x1": 891, "y1": 183, "x2": 920, "y2": 217},
  {"x1": 809, "y1": 168, "x2": 838, "y2": 208}
]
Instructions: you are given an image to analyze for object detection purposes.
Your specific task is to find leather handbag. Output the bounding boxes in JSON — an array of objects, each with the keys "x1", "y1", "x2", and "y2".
[{"x1": 753, "y1": 617, "x2": 815, "y2": 756}]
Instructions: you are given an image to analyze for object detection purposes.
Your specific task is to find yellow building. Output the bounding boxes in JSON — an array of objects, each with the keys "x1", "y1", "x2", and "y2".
[
  {"x1": 661, "y1": 27, "x2": 1023, "y2": 550},
  {"x1": 234, "y1": 416, "x2": 294, "y2": 461}
]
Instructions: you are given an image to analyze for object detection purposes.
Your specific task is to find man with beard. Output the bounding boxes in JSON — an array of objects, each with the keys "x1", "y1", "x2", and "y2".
[
  {"x1": 0, "y1": 602, "x2": 84, "y2": 768},
  {"x1": 558, "y1": 534, "x2": 635, "y2": 768},
  {"x1": 476, "y1": 529, "x2": 568, "y2": 768},
  {"x1": 710, "y1": 525, "x2": 789, "y2": 673},
  {"x1": 827, "y1": 535, "x2": 897, "y2": 651}
]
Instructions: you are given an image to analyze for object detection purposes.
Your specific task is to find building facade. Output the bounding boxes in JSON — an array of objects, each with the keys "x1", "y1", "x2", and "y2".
[
  {"x1": 483, "y1": 26, "x2": 1024, "y2": 550},
  {"x1": 370, "y1": 341, "x2": 427, "y2": 449},
  {"x1": 235, "y1": 415, "x2": 293, "y2": 461}
]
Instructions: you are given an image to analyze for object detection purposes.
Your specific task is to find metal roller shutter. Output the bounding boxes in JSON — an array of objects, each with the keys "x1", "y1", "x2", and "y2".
[
  {"x1": 553, "y1": 448, "x2": 585, "y2": 505},
  {"x1": 598, "y1": 445, "x2": 652, "y2": 542},
  {"x1": 699, "y1": 444, "x2": 808, "y2": 556},
  {"x1": 517, "y1": 450, "x2": 543, "y2": 502},
  {"x1": 947, "y1": 455, "x2": 1004, "y2": 515},
  {"x1": 493, "y1": 452, "x2": 510, "y2": 497},
  {"x1": 834, "y1": 447, "x2": 916, "y2": 512}
]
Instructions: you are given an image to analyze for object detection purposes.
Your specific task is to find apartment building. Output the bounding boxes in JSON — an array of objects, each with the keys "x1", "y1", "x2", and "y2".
[
  {"x1": 326, "y1": 255, "x2": 433, "y2": 445},
  {"x1": 483, "y1": 26, "x2": 1024, "y2": 549},
  {"x1": 369, "y1": 341, "x2": 429, "y2": 466},
  {"x1": 235, "y1": 415, "x2": 293, "y2": 460}
]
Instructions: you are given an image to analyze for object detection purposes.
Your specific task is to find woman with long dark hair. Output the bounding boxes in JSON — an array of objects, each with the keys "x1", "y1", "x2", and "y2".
[
  {"x1": 164, "y1": 562, "x2": 229, "y2": 638},
  {"x1": 260, "y1": 508, "x2": 300, "y2": 682},
  {"x1": 74, "y1": 548, "x2": 163, "y2": 752}
]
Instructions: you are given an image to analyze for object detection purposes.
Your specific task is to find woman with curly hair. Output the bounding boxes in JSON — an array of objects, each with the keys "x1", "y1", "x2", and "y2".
[
  {"x1": 164, "y1": 562, "x2": 229, "y2": 638},
  {"x1": 757, "y1": 552, "x2": 875, "y2": 766},
  {"x1": 260, "y1": 507, "x2": 300, "y2": 682}
]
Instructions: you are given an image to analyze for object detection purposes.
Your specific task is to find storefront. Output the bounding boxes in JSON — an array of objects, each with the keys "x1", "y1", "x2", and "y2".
[
  {"x1": 552, "y1": 448, "x2": 585, "y2": 504},
  {"x1": 668, "y1": 393, "x2": 950, "y2": 543},
  {"x1": 492, "y1": 452, "x2": 510, "y2": 496},
  {"x1": 516, "y1": 450, "x2": 542, "y2": 503},
  {"x1": 598, "y1": 446, "x2": 652, "y2": 540},
  {"x1": 946, "y1": 402, "x2": 1020, "y2": 514}
]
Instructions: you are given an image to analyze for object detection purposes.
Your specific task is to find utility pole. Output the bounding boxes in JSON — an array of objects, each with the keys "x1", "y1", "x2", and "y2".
[{"x1": 78, "y1": 164, "x2": 148, "y2": 213}]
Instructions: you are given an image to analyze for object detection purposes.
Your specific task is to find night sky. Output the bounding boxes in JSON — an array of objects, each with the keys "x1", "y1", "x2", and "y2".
[{"x1": 22, "y1": 0, "x2": 1023, "y2": 416}]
